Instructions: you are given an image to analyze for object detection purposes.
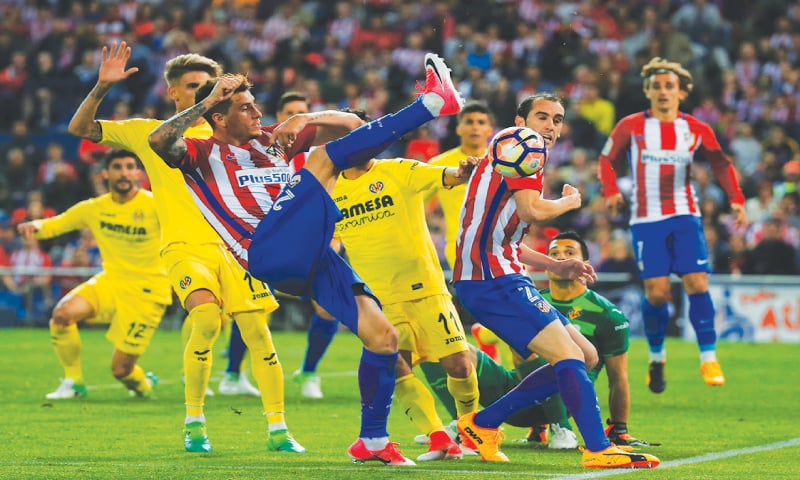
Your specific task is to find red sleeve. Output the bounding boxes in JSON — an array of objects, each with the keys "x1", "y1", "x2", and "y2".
[
  {"x1": 505, "y1": 168, "x2": 544, "y2": 192},
  {"x1": 286, "y1": 124, "x2": 318, "y2": 159},
  {"x1": 696, "y1": 121, "x2": 745, "y2": 205},
  {"x1": 598, "y1": 116, "x2": 634, "y2": 197},
  {"x1": 179, "y1": 137, "x2": 207, "y2": 169}
]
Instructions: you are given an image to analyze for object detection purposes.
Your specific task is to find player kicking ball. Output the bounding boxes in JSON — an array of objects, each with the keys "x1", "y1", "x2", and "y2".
[{"x1": 149, "y1": 53, "x2": 464, "y2": 465}]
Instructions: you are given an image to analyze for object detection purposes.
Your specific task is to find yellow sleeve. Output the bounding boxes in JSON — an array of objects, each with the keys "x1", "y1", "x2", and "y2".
[
  {"x1": 99, "y1": 118, "x2": 162, "y2": 153},
  {"x1": 390, "y1": 158, "x2": 444, "y2": 194},
  {"x1": 33, "y1": 200, "x2": 92, "y2": 239}
]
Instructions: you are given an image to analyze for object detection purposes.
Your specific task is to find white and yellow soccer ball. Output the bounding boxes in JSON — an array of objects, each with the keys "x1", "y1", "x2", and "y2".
[{"x1": 489, "y1": 126, "x2": 548, "y2": 178}]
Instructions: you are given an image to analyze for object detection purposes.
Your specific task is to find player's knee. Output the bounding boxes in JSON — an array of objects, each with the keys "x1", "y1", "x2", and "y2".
[
  {"x1": 111, "y1": 363, "x2": 133, "y2": 380},
  {"x1": 646, "y1": 291, "x2": 670, "y2": 306},
  {"x1": 367, "y1": 323, "x2": 398, "y2": 353},
  {"x1": 50, "y1": 305, "x2": 76, "y2": 328},
  {"x1": 583, "y1": 344, "x2": 599, "y2": 370},
  {"x1": 441, "y1": 351, "x2": 473, "y2": 378}
]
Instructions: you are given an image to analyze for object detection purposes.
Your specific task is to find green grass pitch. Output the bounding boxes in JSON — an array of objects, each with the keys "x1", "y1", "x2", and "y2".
[{"x1": 1, "y1": 327, "x2": 798, "y2": 479}]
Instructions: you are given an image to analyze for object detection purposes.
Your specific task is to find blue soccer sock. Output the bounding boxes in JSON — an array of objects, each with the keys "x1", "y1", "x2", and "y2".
[
  {"x1": 643, "y1": 298, "x2": 670, "y2": 356},
  {"x1": 302, "y1": 314, "x2": 339, "y2": 373},
  {"x1": 553, "y1": 358, "x2": 611, "y2": 452},
  {"x1": 473, "y1": 363, "x2": 559, "y2": 429},
  {"x1": 688, "y1": 292, "x2": 717, "y2": 353},
  {"x1": 358, "y1": 348, "x2": 398, "y2": 438},
  {"x1": 225, "y1": 320, "x2": 247, "y2": 375},
  {"x1": 324, "y1": 97, "x2": 435, "y2": 170}
]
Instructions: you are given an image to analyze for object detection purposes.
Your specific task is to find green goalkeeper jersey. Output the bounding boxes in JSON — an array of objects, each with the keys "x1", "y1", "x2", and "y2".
[{"x1": 539, "y1": 288, "x2": 630, "y2": 381}]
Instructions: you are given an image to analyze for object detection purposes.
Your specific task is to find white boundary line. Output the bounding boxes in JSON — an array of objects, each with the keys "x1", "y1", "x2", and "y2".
[
  {"x1": 3, "y1": 438, "x2": 799, "y2": 477},
  {"x1": 548, "y1": 437, "x2": 800, "y2": 479}
]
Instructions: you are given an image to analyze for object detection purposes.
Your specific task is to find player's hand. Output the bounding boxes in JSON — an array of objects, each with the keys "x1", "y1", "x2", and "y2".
[
  {"x1": 205, "y1": 74, "x2": 243, "y2": 105},
  {"x1": 605, "y1": 193, "x2": 625, "y2": 217},
  {"x1": 561, "y1": 183, "x2": 582, "y2": 210},
  {"x1": 17, "y1": 221, "x2": 39, "y2": 240},
  {"x1": 551, "y1": 257, "x2": 597, "y2": 284},
  {"x1": 269, "y1": 114, "x2": 309, "y2": 149},
  {"x1": 97, "y1": 41, "x2": 139, "y2": 87},
  {"x1": 730, "y1": 203, "x2": 748, "y2": 229},
  {"x1": 456, "y1": 156, "x2": 479, "y2": 178}
]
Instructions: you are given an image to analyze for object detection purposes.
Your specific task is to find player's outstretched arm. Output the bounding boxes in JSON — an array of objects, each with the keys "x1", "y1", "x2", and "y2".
[
  {"x1": 442, "y1": 157, "x2": 479, "y2": 188},
  {"x1": 514, "y1": 184, "x2": 582, "y2": 224},
  {"x1": 270, "y1": 111, "x2": 364, "y2": 148},
  {"x1": 519, "y1": 244, "x2": 597, "y2": 284},
  {"x1": 149, "y1": 74, "x2": 242, "y2": 166},
  {"x1": 68, "y1": 41, "x2": 140, "y2": 142}
]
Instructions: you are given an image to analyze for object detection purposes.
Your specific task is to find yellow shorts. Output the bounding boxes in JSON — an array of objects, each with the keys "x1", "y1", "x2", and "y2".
[
  {"x1": 162, "y1": 242, "x2": 279, "y2": 316},
  {"x1": 71, "y1": 272, "x2": 167, "y2": 356},
  {"x1": 383, "y1": 294, "x2": 469, "y2": 363}
]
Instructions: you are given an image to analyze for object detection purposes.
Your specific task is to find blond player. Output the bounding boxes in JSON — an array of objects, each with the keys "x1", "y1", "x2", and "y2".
[
  {"x1": 67, "y1": 42, "x2": 303, "y2": 454},
  {"x1": 19, "y1": 150, "x2": 168, "y2": 399},
  {"x1": 333, "y1": 154, "x2": 480, "y2": 461}
]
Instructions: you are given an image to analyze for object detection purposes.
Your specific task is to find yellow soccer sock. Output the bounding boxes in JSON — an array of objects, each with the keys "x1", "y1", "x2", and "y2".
[
  {"x1": 447, "y1": 368, "x2": 479, "y2": 418},
  {"x1": 395, "y1": 373, "x2": 443, "y2": 435},
  {"x1": 50, "y1": 323, "x2": 83, "y2": 382},
  {"x1": 120, "y1": 365, "x2": 149, "y2": 394},
  {"x1": 184, "y1": 303, "x2": 222, "y2": 417},
  {"x1": 180, "y1": 314, "x2": 193, "y2": 347},
  {"x1": 235, "y1": 310, "x2": 285, "y2": 426}
]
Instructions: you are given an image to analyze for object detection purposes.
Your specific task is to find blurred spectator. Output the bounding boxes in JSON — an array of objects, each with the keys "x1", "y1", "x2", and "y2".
[
  {"x1": 0, "y1": 50, "x2": 27, "y2": 130},
  {"x1": 714, "y1": 232, "x2": 748, "y2": 275},
  {"x1": 762, "y1": 124, "x2": 799, "y2": 168},
  {"x1": 745, "y1": 179, "x2": 779, "y2": 225},
  {"x1": 774, "y1": 158, "x2": 800, "y2": 200},
  {"x1": 2, "y1": 147, "x2": 37, "y2": 208},
  {"x1": 10, "y1": 191, "x2": 56, "y2": 227},
  {"x1": 742, "y1": 217, "x2": 799, "y2": 275},
  {"x1": 693, "y1": 164, "x2": 726, "y2": 209},
  {"x1": 578, "y1": 82, "x2": 615, "y2": 137},
  {"x1": 8, "y1": 234, "x2": 53, "y2": 321},
  {"x1": 597, "y1": 237, "x2": 639, "y2": 279},
  {"x1": 0, "y1": 120, "x2": 41, "y2": 165},
  {"x1": 728, "y1": 123, "x2": 762, "y2": 177},
  {"x1": 36, "y1": 142, "x2": 78, "y2": 186},
  {"x1": 56, "y1": 229, "x2": 101, "y2": 297},
  {"x1": 404, "y1": 126, "x2": 439, "y2": 162}
]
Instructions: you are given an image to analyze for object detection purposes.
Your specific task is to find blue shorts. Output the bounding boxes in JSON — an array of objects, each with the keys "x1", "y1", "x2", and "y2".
[
  {"x1": 248, "y1": 169, "x2": 378, "y2": 331},
  {"x1": 454, "y1": 274, "x2": 568, "y2": 358},
  {"x1": 630, "y1": 215, "x2": 710, "y2": 279}
]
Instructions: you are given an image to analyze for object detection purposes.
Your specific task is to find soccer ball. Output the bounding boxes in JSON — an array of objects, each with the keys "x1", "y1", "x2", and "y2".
[{"x1": 489, "y1": 126, "x2": 547, "y2": 178}]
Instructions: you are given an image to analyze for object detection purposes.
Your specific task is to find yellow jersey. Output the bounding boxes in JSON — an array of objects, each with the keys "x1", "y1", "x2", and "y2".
[
  {"x1": 333, "y1": 159, "x2": 450, "y2": 305},
  {"x1": 99, "y1": 118, "x2": 220, "y2": 248},
  {"x1": 33, "y1": 189, "x2": 172, "y2": 304},
  {"x1": 427, "y1": 147, "x2": 469, "y2": 269}
]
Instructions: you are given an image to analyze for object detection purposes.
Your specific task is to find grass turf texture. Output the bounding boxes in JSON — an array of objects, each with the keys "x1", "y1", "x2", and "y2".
[{"x1": 1, "y1": 327, "x2": 798, "y2": 479}]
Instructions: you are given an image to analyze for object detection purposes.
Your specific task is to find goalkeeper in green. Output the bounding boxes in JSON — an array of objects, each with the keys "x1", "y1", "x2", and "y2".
[{"x1": 420, "y1": 231, "x2": 653, "y2": 447}]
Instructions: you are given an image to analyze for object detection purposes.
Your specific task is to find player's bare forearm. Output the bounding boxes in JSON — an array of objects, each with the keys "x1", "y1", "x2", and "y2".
[
  {"x1": 442, "y1": 158, "x2": 478, "y2": 187},
  {"x1": 67, "y1": 83, "x2": 112, "y2": 142},
  {"x1": 148, "y1": 102, "x2": 208, "y2": 165}
]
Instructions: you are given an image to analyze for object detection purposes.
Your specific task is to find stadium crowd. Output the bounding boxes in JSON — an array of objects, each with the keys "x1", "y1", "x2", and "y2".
[{"x1": 1, "y1": 0, "x2": 799, "y2": 322}]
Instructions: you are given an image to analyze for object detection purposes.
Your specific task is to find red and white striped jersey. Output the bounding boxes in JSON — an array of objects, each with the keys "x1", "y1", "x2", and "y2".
[
  {"x1": 453, "y1": 156, "x2": 543, "y2": 281},
  {"x1": 598, "y1": 110, "x2": 744, "y2": 225},
  {"x1": 174, "y1": 124, "x2": 316, "y2": 268}
]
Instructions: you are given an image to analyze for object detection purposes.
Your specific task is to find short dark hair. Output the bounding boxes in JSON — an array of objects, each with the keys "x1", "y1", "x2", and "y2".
[
  {"x1": 458, "y1": 101, "x2": 492, "y2": 123},
  {"x1": 516, "y1": 93, "x2": 564, "y2": 120},
  {"x1": 278, "y1": 91, "x2": 308, "y2": 112},
  {"x1": 103, "y1": 149, "x2": 140, "y2": 169},
  {"x1": 551, "y1": 230, "x2": 590, "y2": 260},
  {"x1": 195, "y1": 75, "x2": 253, "y2": 128}
]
